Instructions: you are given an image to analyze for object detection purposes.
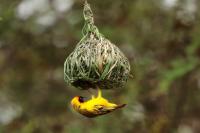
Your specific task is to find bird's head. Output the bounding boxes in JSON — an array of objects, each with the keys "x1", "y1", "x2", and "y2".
[{"x1": 71, "y1": 96, "x2": 85, "y2": 108}]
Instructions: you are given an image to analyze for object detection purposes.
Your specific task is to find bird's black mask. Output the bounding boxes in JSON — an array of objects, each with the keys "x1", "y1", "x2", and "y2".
[{"x1": 78, "y1": 96, "x2": 85, "y2": 103}]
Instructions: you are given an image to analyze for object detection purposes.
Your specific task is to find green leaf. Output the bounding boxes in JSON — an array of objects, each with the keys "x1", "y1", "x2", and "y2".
[
  {"x1": 100, "y1": 63, "x2": 111, "y2": 80},
  {"x1": 158, "y1": 57, "x2": 198, "y2": 93}
]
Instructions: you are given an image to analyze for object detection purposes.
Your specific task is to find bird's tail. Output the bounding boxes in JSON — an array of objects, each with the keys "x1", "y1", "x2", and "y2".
[{"x1": 116, "y1": 104, "x2": 126, "y2": 109}]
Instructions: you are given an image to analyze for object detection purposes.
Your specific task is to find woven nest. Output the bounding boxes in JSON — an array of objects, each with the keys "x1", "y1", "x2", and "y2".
[{"x1": 64, "y1": 1, "x2": 130, "y2": 90}]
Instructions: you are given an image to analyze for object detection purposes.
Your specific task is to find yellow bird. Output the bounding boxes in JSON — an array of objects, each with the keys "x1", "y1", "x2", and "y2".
[{"x1": 71, "y1": 89, "x2": 126, "y2": 118}]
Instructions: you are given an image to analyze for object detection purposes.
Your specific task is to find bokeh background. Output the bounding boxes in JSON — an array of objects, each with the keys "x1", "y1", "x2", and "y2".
[{"x1": 0, "y1": 0, "x2": 200, "y2": 133}]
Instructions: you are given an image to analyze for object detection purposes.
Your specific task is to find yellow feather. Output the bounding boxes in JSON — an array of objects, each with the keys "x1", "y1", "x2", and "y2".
[{"x1": 71, "y1": 89, "x2": 126, "y2": 118}]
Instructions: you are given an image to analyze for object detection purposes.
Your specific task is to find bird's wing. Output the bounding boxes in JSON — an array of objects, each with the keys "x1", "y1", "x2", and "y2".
[
  {"x1": 80, "y1": 104, "x2": 126, "y2": 118},
  {"x1": 93, "y1": 104, "x2": 115, "y2": 114},
  {"x1": 78, "y1": 105, "x2": 113, "y2": 118}
]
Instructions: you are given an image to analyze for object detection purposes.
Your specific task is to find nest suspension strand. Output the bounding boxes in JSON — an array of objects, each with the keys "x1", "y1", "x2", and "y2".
[{"x1": 64, "y1": 1, "x2": 130, "y2": 90}]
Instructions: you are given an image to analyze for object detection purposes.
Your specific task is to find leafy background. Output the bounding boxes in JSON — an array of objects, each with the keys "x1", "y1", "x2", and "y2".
[{"x1": 0, "y1": 0, "x2": 200, "y2": 133}]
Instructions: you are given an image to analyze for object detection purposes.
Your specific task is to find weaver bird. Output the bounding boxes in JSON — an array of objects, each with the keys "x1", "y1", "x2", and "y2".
[{"x1": 71, "y1": 89, "x2": 126, "y2": 118}]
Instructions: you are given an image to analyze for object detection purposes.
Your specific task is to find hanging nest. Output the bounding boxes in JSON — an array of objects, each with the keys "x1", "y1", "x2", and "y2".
[{"x1": 64, "y1": 1, "x2": 130, "y2": 90}]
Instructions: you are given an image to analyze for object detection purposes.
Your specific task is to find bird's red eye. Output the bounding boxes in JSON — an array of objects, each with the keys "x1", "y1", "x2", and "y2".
[{"x1": 78, "y1": 96, "x2": 84, "y2": 103}]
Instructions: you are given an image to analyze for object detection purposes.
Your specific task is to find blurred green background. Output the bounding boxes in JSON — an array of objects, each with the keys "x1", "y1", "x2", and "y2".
[{"x1": 0, "y1": 0, "x2": 200, "y2": 133}]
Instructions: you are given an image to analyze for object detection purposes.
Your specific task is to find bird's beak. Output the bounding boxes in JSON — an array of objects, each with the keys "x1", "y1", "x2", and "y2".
[
  {"x1": 82, "y1": 96, "x2": 87, "y2": 100},
  {"x1": 79, "y1": 96, "x2": 86, "y2": 98},
  {"x1": 78, "y1": 96, "x2": 86, "y2": 103}
]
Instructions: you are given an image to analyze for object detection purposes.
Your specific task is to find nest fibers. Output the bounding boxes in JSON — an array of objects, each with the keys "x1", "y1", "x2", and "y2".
[{"x1": 64, "y1": 1, "x2": 130, "y2": 90}]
